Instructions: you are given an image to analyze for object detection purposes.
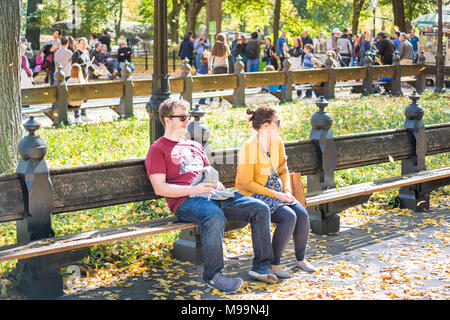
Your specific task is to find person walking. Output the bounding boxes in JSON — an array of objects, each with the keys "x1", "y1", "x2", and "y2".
[
  {"x1": 194, "y1": 31, "x2": 211, "y2": 71},
  {"x1": 338, "y1": 28, "x2": 353, "y2": 66},
  {"x1": 408, "y1": 29, "x2": 420, "y2": 63},
  {"x1": 20, "y1": 44, "x2": 33, "y2": 110},
  {"x1": 197, "y1": 50, "x2": 210, "y2": 105},
  {"x1": 288, "y1": 36, "x2": 303, "y2": 70},
  {"x1": 71, "y1": 37, "x2": 96, "y2": 120},
  {"x1": 358, "y1": 31, "x2": 372, "y2": 66},
  {"x1": 302, "y1": 43, "x2": 323, "y2": 99},
  {"x1": 236, "y1": 35, "x2": 248, "y2": 72},
  {"x1": 326, "y1": 28, "x2": 342, "y2": 52},
  {"x1": 231, "y1": 32, "x2": 240, "y2": 66},
  {"x1": 398, "y1": 32, "x2": 413, "y2": 65},
  {"x1": 376, "y1": 31, "x2": 395, "y2": 65},
  {"x1": 262, "y1": 38, "x2": 278, "y2": 70},
  {"x1": 276, "y1": 30, "x2": 289, "y2": 68},
  {"x1": 209, "y1": 33, "x2": 230, "y2": 104},
  {"x1": 235, "y1": 106, "x2": 315, "y2": 279},
  {"x1": 288, "y1": 37, "x2": 303, "y2": 97},
  {"x1": 350, "y1": 34, "x2": 359, "y2": 66},
  {"x1": 246, "y1": 30, "x2": 265, "y2": 72},
  {"x1": 54, "y1": 36, "x2": 73, "y2": 79},
  {"x1": 178, "y1": 33, "x2": 195, "y2": 68},
  {"x1": 392, "y1": 31, "x2": 401, "y2": 51},
  {"x1": 301, "y1": 31, "x2": 313, "y2": 49}
]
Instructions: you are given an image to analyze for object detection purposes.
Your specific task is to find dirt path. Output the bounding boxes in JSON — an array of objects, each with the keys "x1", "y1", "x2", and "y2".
[{"x1": 59, "y1": 203, "x2": 449, "y2": 301}]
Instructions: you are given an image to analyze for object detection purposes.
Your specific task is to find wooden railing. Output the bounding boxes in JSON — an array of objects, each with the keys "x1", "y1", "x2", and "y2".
[{"x1": 21, "y1": 61, "x2": 441, "y2": 126}]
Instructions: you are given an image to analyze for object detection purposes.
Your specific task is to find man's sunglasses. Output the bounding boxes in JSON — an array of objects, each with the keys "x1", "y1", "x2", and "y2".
[{"x1": 166, "y1": 114, "x2": 191, "y2": 122}]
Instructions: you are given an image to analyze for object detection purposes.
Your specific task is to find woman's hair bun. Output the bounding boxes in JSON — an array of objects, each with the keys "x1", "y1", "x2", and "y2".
[{"x1": 246, "y1": 108, "x2": 255, "y2": 115}]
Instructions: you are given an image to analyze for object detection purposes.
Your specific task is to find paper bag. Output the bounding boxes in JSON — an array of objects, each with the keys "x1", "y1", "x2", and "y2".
[{"x1": 289, "y1": 172, "x2": 306, "y2": 206}]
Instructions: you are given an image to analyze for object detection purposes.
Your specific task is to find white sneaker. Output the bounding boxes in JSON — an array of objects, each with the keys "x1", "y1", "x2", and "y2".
[
  {"x1": 270, "y1": 265, "x2": 291, "y2": 279},
  {"x1": 295, "y1": 260, "x2": 316, "y2": 273},
  {"x1": 248, "y1": 269, "x2": 278, "y2": 284}
]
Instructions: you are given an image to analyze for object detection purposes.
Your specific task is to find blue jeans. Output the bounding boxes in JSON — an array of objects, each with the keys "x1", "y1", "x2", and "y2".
[
  {"x1": 119, "y1": 61, "x2": 135, "y2": 72},
  {"x1": 50, "y1": 70, "x2": 55, "y2": 85},
  {"x1": 247, "y1": 58, "x2": 260, "y2": 72},
  {"x1": 105, "y1": 58, "x2": 119, "y2": 72},
  {"x1": 176, "y1": 193, "x2": 274, "y2": 281},
  {"x1": 195, "y1": 54, "x2": 202, "y2": 70}
]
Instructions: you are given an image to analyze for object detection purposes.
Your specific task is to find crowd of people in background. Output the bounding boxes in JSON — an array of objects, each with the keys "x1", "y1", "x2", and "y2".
[
  {"x1": 177, "y1": 26, "x2": 420, "y2": 74},
  {"x1": 176, "y1": 26, "x2": 420, "y2": 101},
  {"x1": 20, "y1": 29, "x2": 137, "y2": 87},
  {"x1": 19, "y1": 26, "x2": 421, "y2": 110},
  {"x1": 20, "y1": 29, "x2": 137, "y2": 121}
]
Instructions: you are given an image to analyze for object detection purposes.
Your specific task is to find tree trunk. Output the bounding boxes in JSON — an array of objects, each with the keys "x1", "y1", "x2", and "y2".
[
  {"x1": 185, "y1": 0, "x2": 205, "y2": 38},
  {"x1": 273, "y1": 0, "x2": 281, "y2": 46},
  {"x1": 352, "y1": 0, "x2": 366, "y2": 35},
  {"x1": 392, "y1": 0, "x2": 406, "y2": 32},
  {"x1": 0, "y1": 0, "x2": 22, "y2": 173},
  {"x1": 114, "y1": 1, "x2": 124, "y2": 44},
  {"x1": 169, "y1": 0, "x2": 184, "y2": 43},
  {"x1": 25, "y1": 0, "x2": 42, "y2": 50},
  {"x1": 206, "y1": 0, "x2": 222, "y2": 42}
]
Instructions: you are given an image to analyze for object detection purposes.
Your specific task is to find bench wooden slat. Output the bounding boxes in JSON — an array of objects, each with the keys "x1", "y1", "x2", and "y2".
[
  {"x1": 0, "y1": 217, "x2": 196, "y2": 263},
  {"x1": 305, "y1": 167, "x2": 450, "y2": 207},
  {"x1": 1, "y1": 167, "x2": 447, "y2": 263}
]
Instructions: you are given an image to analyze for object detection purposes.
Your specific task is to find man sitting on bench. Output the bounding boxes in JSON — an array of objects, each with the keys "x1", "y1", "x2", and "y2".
[{"x1": 145, "y1": 98, "x2": 277, "y2": 292}]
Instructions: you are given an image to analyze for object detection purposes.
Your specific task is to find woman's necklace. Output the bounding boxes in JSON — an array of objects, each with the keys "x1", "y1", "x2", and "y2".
[{"x1": 257, "y1": 133, "x2": 271, "y2": 157}]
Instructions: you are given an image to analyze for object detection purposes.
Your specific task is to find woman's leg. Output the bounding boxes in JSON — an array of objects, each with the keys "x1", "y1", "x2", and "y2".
[
  {"x1": 288, "y1": 202, "x2": 310, "y2": 262},
  {"x1": 271, "y1": 205, "x2": 297, "y2": 265}
]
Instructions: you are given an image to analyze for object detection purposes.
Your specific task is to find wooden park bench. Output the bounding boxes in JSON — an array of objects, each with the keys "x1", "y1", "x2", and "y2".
[
  {"x1": 1, "y1": 90, "x2": 449, "y2": 298},
  {"x1": 21, "y1": 55, "x2": 432, "y2": 126}
]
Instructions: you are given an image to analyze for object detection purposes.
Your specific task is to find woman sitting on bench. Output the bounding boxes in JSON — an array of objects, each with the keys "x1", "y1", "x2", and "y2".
[{"x1": 235, "y1": 106, "x2": 316, "y2": 278}]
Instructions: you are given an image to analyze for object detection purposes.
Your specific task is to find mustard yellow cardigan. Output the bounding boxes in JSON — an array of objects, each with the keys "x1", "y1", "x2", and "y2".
[{"x1": 235, "y1": 134, "x2": 291, "y2": 197}]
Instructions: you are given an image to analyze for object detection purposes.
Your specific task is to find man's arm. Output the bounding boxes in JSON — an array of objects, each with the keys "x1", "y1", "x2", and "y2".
[{"x1": 149, "y1": 174, "x2": 215, "y2": 198}]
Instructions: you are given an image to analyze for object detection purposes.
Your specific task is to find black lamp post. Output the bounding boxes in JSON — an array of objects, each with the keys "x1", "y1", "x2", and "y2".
[
  {"x1": 72, "y1": 0, "x2": 76, "y2": 38},
  {"x1": 147, "y1": 0, "x2": 171, "y2": 144},
  {"x1": 435, "y1": 0, "x2": 445, "y2": 93},
  {"x1": 371, "y1": 0, "x2": 378, "y2": 38}
]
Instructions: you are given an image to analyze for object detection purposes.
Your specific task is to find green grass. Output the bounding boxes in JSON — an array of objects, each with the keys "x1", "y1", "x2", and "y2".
[{"x1": 1, "y1": 91, "x2": 449, "y2": 290}]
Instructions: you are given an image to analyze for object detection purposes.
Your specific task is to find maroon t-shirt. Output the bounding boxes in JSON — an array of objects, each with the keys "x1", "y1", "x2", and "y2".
[{"x1": 145, "y1": 137, "x2": 210, "y2": 214}]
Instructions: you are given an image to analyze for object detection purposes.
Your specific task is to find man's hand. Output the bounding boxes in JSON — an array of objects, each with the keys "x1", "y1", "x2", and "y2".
[
  {"x1": 215, "y1": 182, "x2": 225, "y2": 191},
  {"x1": 191, "y1": 183, "x2": 215, "y2": 195}
]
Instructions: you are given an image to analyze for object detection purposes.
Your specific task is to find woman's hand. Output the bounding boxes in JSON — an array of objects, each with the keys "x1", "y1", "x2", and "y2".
[{"x1": 274, "y1": 191, "x2": 295, "y2": 203}]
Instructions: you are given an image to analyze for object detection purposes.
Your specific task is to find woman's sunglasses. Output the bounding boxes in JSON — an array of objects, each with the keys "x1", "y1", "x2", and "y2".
[
  {"x1": 271, "y1": 119, "x2": 281, "y2": 127},
  {"x1": 166, "y1": 114, "x2": 191, "y2": 122}
]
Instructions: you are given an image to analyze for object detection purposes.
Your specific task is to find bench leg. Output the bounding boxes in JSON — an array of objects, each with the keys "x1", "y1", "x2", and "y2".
[
  {"x1": 399, "y1": 178, "x2": 450, "y2": 212},
  {"x1": 307, "y1": 194, "x2": 372, "y2": 235},
  {"x1": 173, "y1": 227, "x2": 204, "y2": 265},
  {"x1": 172, "y1": 221, "x2": 248, "y2": 264},
  {"x1": 17, "y1": 255, "x2": 63, "y2": 299},
  {"x1": 16, "y1": 248, "x2": 89, "y2": 299},
  {"x1": 308, "y1": 205, "x2": 340, "y2": 235}
]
